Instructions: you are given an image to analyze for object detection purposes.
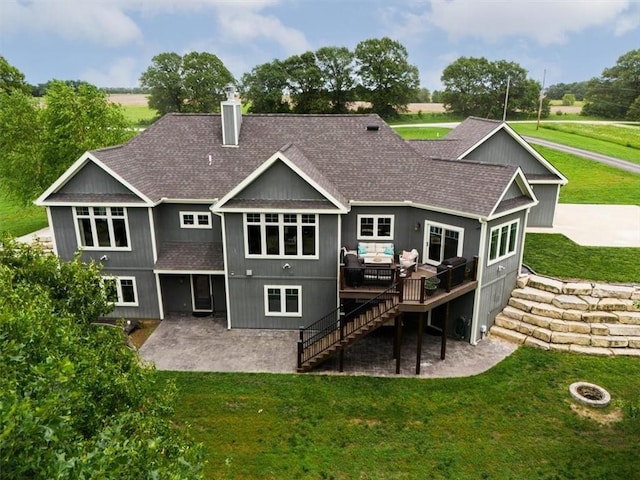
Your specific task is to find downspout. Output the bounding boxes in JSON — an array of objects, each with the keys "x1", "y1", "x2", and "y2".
[
  {"x1": 470, "y1": 217, "x2": 488, "y2": 345},
  {"x1": 518, "y1": 208, "x2": 531, "y2": 276},
  {"x1": 219, "y1": 212, "x2": 232, "y2": 330}
]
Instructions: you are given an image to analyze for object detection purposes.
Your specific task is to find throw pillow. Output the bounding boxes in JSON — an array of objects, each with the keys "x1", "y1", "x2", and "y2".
[
  {"x1": 358, "y1": 244, "x2": 368, "y2": 256},
  {"x1": 384, "y1": 245, "x2": 394, "y2": 256},
  {"x1": 401, "y1": 250, "x2": 413, "y2": 260}
]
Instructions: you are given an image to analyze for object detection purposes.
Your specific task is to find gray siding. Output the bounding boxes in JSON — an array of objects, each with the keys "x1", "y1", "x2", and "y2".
[
  {"x1": 102, "y1": 269, "x2": 160, "y2": 319},
  {"x1": 225, "y1": 213, "x2": 340, "y2": 328},
  {"x1": 153, "y1": 203, "x2": 222, "y2": 244},
  {"x1": 58, "y1": 161, "x2": 135, "y2": 195},
  {"x1": 473, "y1": 210, "x2": 528, "y2": 341},
  {"x1": 342, "y1": 206, "x2": 482, "y2": 263},
  {"x1": 236, "y1": 161, "x2": 325, "y2": 201},
  {"x1": 464, "y1": 129, "x2": 550, "y2": 176},
  {"x1": 528, "y1": 184, "x2": 559, "y2": 228},
  {"x1": 160, "y1": 274, "x2": 227, "y2": 314}
]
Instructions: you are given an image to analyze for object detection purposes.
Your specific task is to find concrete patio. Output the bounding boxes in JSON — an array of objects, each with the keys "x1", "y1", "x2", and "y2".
[{"x1": 139, "y1": 313, "x2": 518, "y2": 378}]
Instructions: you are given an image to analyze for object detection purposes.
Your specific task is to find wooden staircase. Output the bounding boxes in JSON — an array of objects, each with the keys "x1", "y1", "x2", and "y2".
[{"x1": 297, "y1": 287, "x2": 400, "y2": 372}]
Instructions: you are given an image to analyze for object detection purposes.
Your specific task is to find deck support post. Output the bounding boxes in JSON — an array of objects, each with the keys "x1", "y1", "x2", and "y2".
[
  {"x1": 394, "y1": 314, "x2": 402, "y2": 374},
  {"x1": 416, "y1": 312, "x2": 425, "y2": 375},
  {"x1": 441, "y1": 302, "x2": 450, "y2": 360}
]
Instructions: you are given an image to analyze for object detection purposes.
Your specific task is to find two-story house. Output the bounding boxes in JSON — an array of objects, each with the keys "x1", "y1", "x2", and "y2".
[{"x1": 36, "y1": 90, "x2": 541, "y2": 369}]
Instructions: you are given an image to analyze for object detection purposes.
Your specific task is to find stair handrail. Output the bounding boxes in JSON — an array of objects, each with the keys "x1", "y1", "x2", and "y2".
[{"x1": 298, "y1": 283, "x2": 399, "y2": 369}]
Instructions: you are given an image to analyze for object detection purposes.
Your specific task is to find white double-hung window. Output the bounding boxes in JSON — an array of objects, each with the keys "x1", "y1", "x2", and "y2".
[
  {"x1": 74, "y1": 206, "x2": 130, "y2": 250},
  {"x1": 488, "y1": 219, "x2": 519, "y2": 264},
  {"x1": 244, "y1": 213, "x2": 317, "y2": 258}
]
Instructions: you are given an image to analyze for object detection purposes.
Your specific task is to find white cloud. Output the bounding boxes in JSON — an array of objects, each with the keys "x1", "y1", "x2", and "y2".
[
  {"x1": 1, "y1": 0, "x2": 306, "y2": 53},
  {"x1": 82, "y1": 57, "x2": 141, "y2": 87},
  {"x1": 384, "y1": 0, "x2": 634, "y2": 46},
  {"x1": 1, "y1": 0, "x2": 143, "y2": 47}
]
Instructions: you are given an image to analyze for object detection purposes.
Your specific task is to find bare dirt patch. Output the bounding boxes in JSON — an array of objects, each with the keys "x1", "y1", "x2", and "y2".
[
  {"x1": 129, "y1": 319, "x2": 161, "y2": 349},
  {"x1": 570, "y1": 403, "x2": 623, "y2": 425}
]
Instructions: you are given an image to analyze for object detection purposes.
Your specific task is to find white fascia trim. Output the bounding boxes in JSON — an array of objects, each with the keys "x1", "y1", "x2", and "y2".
[
  {"x1": 501, "y1": 124, "x2": 569, "y2": 185},
  {"x1": 526, "y1": 179, "x2": 566, "y2": 185},
  {"x1": 35, "y1": 152, "x2": 154, "y2": 206},
  {"x1": 348, "y1": 200, "x2": 485, "y2": 221},
  {"x1": 488, "y1": 168, "x2": 538, "y2": 219},
  {"x1": 488, "y1": 203, "x2": 538, "y2": 222},
  {"x1": 160, "y1": 198, "x2": 218, "y2": 205},
  {"x1": 153, "y1": 269, "x2": 225, "y2": 275},
  {"x1": 212, "y1": 152, "x2": 348, "y2": 212},
  {"x1": 215, "y1": 207, "x2": 347, "y2": 214},
  {"x1": 37, "y1": 201, "x2": 148, "y2": 208}
]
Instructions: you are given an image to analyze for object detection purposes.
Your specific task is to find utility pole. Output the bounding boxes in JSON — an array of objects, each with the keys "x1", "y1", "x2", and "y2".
[
  {"x1": 536, "y1": 69, "x2": 546, "y2": 130},
  {"x1": 502, "y1": 75, "x2": 510, "y2": 122}
]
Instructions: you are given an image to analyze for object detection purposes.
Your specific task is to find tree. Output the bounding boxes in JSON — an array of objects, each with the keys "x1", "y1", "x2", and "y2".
[
  {"x1": 431, "y1": 90, "x2": 443, "y2": 103},
  {"x1": 562, "y1": 93, "x2": 576, "y2": 106},
  {"x1": 0, "y1": 81, "x2": 133, "y2": 204},
  {"x1": 0, "y1": 238, "x2": 204, "y2": 479},
  {"x1": 140, "y1": 52, "x2": 234, "y2": 116},
  {"x1": 240, "y1": 60, "x2": 291, "y2": 113},
  {"x1": 546, "y1": 81, "x2": 587, "y2": 101},
  {"x1": 354, "y1": 37, "x2": 420, "y2": 117},
  {"x1": 582, "y1": 49, "x2": 640, "y2": 120},
  {"x1": 440, "y1": 57, "x2": 544, "y2": 119},
  {"x1": 284, "y1": 51, "x2": 329, "y2": 114},
  {"x1": 0, "y1": 56, "x2": 31, "y2": 95},
  {"x1": 412, "y1": 87, "x2": 431, "y2": 103},
  {"x1": 315, "y1": 46, "x2": 356, "y2": 113}
]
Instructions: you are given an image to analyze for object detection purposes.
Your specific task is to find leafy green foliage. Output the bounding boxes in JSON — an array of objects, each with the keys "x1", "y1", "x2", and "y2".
[
  {"x1": 583, "y1": 49, "x2": 640, "y2": 120},
  {"x1": 315, "y1": 46, "x2": 356, "y2": 113},
  {"x1": 157, "y1": 348, "x2": 640, "y2": 479},
  {"x1": 441, "y1": 57, "x2": 546, "y2": 119},
  {"x1": 240, "y1": 59, "x2": 291, "y2": 113},
  {"x1": 0, "y1": 56, "x2": 31, "y2": 95},
  {"x1": 283, "y1": 51, "x2": 330, "y2": 114},
  {"x1": 0, "y1": 81, "x2": 133, "y2": 204},
  {"x1": 0, "y1": 238, "x2": 204, "y2": 479},
  {"x1": 355, "y1": 37, "x2": 420, "y2": 117},
  {"x1": 140, "y1": 52, "x2": 234, "y2": 116},
  {"x1": 546, "y1": 81, "x2": 587, "y2": 101}
]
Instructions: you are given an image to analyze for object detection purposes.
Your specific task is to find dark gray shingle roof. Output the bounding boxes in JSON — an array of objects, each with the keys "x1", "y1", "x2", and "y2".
[
  {"x1": 155, "y1": 242, "x2": 224, "y2": 271},
  {"x1": 86, "y1": 113, "x2": 523, "y2": 218}
]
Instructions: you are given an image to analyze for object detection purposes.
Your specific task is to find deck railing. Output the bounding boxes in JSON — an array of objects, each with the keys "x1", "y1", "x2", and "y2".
[
  {"x1": 399, "y1": 257, "x2": 478, "y2": 302},
  {"x1": 297, "y1": 284, "x2": 399, "y2": 370}
]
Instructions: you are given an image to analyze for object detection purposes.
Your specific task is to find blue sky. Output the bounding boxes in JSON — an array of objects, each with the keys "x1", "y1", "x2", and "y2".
[{"x1": 1, "y1": 0, "x2": 639, "y2": 91}]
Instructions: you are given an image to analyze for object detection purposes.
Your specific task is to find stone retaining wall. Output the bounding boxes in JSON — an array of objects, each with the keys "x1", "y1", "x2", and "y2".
[{"x1": 489, "y1": 275, "x2": 640, "y2": 356}]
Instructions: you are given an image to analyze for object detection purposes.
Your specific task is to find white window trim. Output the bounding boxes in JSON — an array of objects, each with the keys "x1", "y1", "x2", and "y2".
[
  {"x1": 423, "y1": 221, "x2": 464, "y2": 266},
  {"x1": 487, "y1": 218, "x2": 520, "y2": 266},
  {"x1": 243, "y1": 213, "x2": 319, "y2": 259},
  {"x1": 264, "y1": 285, "x2": 302, "y2": 317},
  {"x1": 357, "y1": 214, "x2": 394, "y2": 240},
  {"x1": 180, "y1": 211, "x2": 212, "y2": 229},
  {"x1": 73, "y1": 206, "x2": 132, "y2": 251},
  {"x1": 104, "y1": 276, "x2": 139, "y2": 307}
]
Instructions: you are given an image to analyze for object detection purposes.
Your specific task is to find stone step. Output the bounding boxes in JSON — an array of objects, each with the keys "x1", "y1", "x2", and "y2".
[{"x1": 488, "y1": 326, "x2": 527, "y2": 344}]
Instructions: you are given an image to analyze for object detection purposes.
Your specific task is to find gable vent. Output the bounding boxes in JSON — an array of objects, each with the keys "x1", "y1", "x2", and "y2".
[{"x1": 366, "y1": 125, "x2": 379, "y2": 131}]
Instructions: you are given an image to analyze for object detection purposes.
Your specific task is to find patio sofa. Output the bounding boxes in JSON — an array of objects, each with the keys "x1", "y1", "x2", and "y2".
[{"x1": 355, "y1": 242, "x2": 395, "y2": 263}]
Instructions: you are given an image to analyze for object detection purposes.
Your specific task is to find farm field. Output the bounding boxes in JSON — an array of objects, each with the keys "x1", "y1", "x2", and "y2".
[{"x1": 157, "y1": 347, "x2": 640, "y2": 479}]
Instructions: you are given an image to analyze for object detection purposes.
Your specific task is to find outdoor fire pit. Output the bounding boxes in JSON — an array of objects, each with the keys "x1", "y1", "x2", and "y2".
[{"x1": 569, "y1": 382, "x2": 611, "y2": 408}]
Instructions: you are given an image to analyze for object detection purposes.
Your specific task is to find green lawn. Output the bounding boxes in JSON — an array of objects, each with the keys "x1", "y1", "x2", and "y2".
[
  {"x1": 524, "y1": 234, "x2": 639, "y2": 283},
  {"x1": 534, "y1": 145, "x2": 640, "y2": 205},
  {"x1": 393, "y1": 126, "x2": 452, "y2": 139},
  {"x1": 120, "y1": 104, "x2": 158, "y2": 127},
  {"x1": 158, "y1": 347, "x2": 640, "y2": 479},
  {"x1": 512, "y1": 123, "x2": 640, "y2": 165},
  {"x1": 0, "y1": 187, "x2": 47, "y2": 237}
]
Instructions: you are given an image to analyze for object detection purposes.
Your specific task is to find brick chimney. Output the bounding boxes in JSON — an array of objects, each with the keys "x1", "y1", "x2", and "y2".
[{"x1": 221, "y1": 83, "x2": 242, "y2": 146}]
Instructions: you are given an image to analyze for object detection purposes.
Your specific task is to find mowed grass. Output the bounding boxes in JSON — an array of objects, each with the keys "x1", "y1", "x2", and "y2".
[
  {"x1": 393, "y1": 126, "x2": 452, "y2": 139},
  {"x1": 0, "y1": 187, "x2": 47, "y2": 237},
  {"x1": 524, "y1": 234, "x2": 639, "y2": 283},
  {"x1": 512, "y1": 122, "x2": 640, "y2": 165},
  {"x1": 534, "y1": 145, "x2": 640, "y2": 205},
  {"x1": 120, "y1": 103, "x2": 158, "y2": 126},
  {"x1": 158, "y1": 347, "x2": 640, "y2": 480}
]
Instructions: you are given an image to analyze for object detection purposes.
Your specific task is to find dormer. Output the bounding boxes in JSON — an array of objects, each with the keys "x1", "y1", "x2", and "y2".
[{"x1": 221, "y1": 83, "x2": 242, "y2": 146}]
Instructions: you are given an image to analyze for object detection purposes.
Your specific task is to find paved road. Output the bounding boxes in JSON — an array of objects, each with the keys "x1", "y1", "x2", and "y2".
[{"x1": 522, "y1": 136, "x2": 640, "y2": 175}]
